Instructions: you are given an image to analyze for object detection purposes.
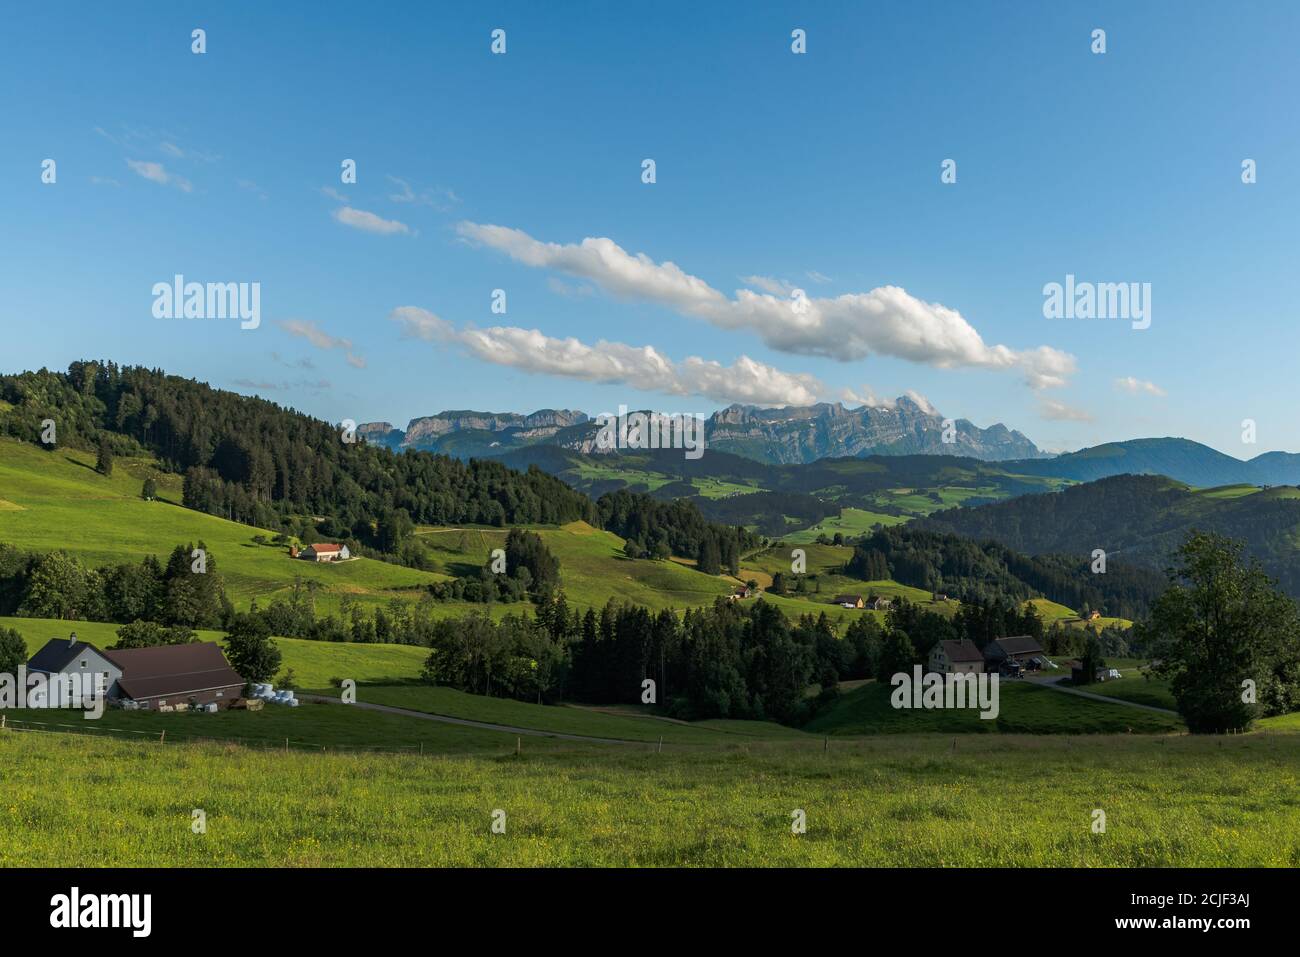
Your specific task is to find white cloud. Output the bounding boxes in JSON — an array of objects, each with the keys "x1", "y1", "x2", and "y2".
[
  {"x1": 233, "y1": 377, "x2": 332, "y2": 393},
  {"x1": 903, "y1": 389, "x2": 938, "y2": 415},
  {"x1": 740, "y1": 275, "x2": 796, "y2": 296},
  {"x1": 277, "y1": 319, "x2": 366, "y2": 369},
  {"x1": 126, "y1": 159, "x2": 192, "y2": 192},
  {"x1": 839, "y1": 386, "x2": 896, "y2": 409},
  {"x1": 805, "y1": 270, "x2": 833, "y2": 284},
  {"x1": 546, "y1": 277, "x2": 595, "y2": 298},
  {"x1": 456, "y1": 222, "x2": 1076, "y2": 390},
  {"x1": 238, "y1": 179, "x2": 268, "y2": 201},
  {"x1": 332, "y1": 206, "x2": 411, "y2": 235},
  {"x1": 1115, "y1": 376, "x2": 1166, "y2": 397},
  {"x1": 1039, "y1": 398, "x2": 1093, "y2": 422},
  {"x1": 388, "y1": 306, "x2": 822, "y2": 406},
  {"x1": 386, "y1": 175, "x2": 459, "y2": 211}
]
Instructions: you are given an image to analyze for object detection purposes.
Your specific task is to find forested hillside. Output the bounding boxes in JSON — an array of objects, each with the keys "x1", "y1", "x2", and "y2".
[
  {"x1": 0, "y1": 363, "x2": 751, "y2": 570},
  {"x1": 919, "y1": 474, "x2": 1300, "y2": 595},
  {"x1": 844, "y1": 526, "x2": 1167, "y2": 620}
]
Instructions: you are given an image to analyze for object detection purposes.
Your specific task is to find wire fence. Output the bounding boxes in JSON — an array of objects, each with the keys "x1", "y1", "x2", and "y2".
[{"x1": 0, "y1": 714, "x2": 434, "y2": 756}]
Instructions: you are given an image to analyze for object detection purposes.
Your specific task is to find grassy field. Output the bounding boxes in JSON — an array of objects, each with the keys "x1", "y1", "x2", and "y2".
[
  {"x1": 346, "y1": 685, "x2": 806, "y2": 745},
  {"x1": 0, "y1": 437, "x2": 442, "y2": 616},
  {"x1": 805, "y1": 679, "x2": 1184, "y2": 735},
  {"x1": 2, "y1": 729, "x2": 1297, "y2": 866},
  {"x1": 415, "y1": 522, "x2": 734, "y2": 612},
  {"x1": 0, "y1": 700, "x2": 576, "y2": 755},
  {"x1": 736, "y1": 543, "x2": 953, "y2": 624},
  {"x1": 1074, "y1": 666, "x2": 1178, "y2": 710},
  {"x1": 783, "y1": 506, "x2": 908, "y2": 543}
]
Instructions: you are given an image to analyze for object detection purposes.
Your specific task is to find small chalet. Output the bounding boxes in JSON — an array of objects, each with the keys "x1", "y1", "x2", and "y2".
[
  {"x1": 298, "y1": 543, "x2": 350, "y2": 563},
  {"x1": 832, "y1": 594, "x2": 864, "y2": 609},
  {"x1": 928, "y1": 639, "x2": 985, "y2": 674},
  {"x1": 730, "y1": 585, "x2": 754, "y2": 601},
  {"x1": 867, "y1": 597, "x2": 893, "y2": 611},
  {"x1": 984, "y1": 635, "x2": 1045, "y2": 673}
]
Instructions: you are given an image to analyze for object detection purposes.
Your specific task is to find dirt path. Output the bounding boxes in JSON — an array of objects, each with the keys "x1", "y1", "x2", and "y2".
[{"x1": 1028, "y1": 677, "x2": 1178, "y2": 715}]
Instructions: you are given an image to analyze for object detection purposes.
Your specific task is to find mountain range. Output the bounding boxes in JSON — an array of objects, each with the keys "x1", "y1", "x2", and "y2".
[
  {"x1": 360, "y1": 407, "x2": 1300, "y2": 488},
  {"x1": 359, "y1": 396, "x2": 1045, "y2": 464}
]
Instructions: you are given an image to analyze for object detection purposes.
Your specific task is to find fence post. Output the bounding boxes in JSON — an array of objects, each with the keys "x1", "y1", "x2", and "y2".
[{"x1": 159, "y1": 730, "x2": 165, "y2": 743}]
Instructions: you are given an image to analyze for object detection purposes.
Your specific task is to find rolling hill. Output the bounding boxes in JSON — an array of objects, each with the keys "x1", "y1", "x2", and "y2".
[
  {"x1": 0, "y1": 437, "x2": 445, "y2": 617},
  {"x1": 920, "y1": 473, "x2": 1300, "y2": 595},
  {"x1": 1006, "y1": 437, "x2": 1300, "y2": 487}
]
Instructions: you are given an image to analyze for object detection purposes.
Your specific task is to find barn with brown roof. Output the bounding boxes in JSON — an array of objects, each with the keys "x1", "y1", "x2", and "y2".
[
  {"x1": 102, "y1": 642, "x2": 246, "y2": 710},
  {"x1": 984, "y1": 635, "x2": 1046, "y2": 673}
]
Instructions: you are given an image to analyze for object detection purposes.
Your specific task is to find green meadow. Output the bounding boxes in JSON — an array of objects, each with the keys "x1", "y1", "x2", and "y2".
[
  {"x1": 805, "y1": 679, "x2": 1183, "y2": 735},
  {"x1": 2, "y1": 730, "x2": 1298, "y2": 867},
  {"x1": 414, "y1": 522, "x2": 736, "y2": 612}
]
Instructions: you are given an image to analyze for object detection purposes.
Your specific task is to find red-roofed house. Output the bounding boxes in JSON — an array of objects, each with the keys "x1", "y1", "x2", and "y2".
[{"x1": 299, "y1": 543, "x2": 350, "y2": 562}]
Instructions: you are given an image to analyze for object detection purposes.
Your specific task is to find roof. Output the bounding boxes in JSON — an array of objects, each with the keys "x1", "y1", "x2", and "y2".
[
  {"x1": 989, "y1": 635, "x2": 1044, "y2": 656},
  {"x1": 939, "y1": 639, "x2": 983, "y2": 664},
  {"x1": 27, "y1": 637, "x2": 108, "y2": 673},
  {"x1": 306, "y1": 543, "x2": 343, "y2": 553},
  {"x1": 103, "y1": 642, "x2": 245, "y2": 701},
  {"x1": 832, "y1": 594, "x2": 861, "y2": 604}
]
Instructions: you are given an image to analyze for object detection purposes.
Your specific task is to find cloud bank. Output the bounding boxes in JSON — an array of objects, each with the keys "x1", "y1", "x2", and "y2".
[
  {"x1": 456, "y1": 222, "x2": 1076, "y2": 390},
  {"x1": 389, "y1": 306, "x2": 823, "y2": 406}
]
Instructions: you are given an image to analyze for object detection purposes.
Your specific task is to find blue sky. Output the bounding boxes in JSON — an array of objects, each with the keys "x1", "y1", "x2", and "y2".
[{"x1": 3, "y1": 1, "x2": 1298, "y2": 456}]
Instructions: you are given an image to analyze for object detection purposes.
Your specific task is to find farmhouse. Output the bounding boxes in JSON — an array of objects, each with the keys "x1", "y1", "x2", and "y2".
[
  {"x1": 26, "y1": 637, "x2": 245, "y2": 710},
  {"x1": 832, "y1": 594, "x2": 864, "y2": 609},
  {"x1": 730, "y1": 585, "x2": 754, "y2": 601},
  {"x1": 298, "y1": 542, "x2": 350, "y2": 562},
  {"x1": 25, "y1": 633, "x2": 120, "y2": 706},
  {"x1": 984, "y1": 635, "x2": 1046, "y2": 674},
  {"x1": 928, "y1": 639, "x2": 985, "y2": 674},
  {"x1": 867, "y1": 597, "x2": 893, "y2": 611}
]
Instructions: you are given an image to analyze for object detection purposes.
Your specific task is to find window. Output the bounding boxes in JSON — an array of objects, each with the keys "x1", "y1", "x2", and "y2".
[
  {"x1": 215, "y1": 691, "x2": 223, "y2": 698},
  {"x1": 79, "y1": 659, "x2": 87, "y2": 668}
]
